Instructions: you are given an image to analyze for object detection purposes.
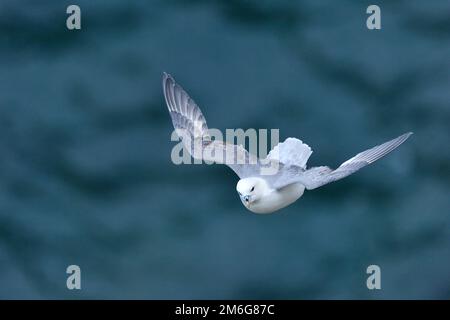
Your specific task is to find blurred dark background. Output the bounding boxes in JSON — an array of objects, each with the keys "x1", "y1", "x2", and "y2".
[{"x1": 0, "y1": 0, "x2": 449, "y2": 299}]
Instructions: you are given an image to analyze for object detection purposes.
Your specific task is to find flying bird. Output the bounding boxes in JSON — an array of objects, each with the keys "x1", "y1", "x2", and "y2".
[{"x1": 162, "y1": 73, "x2": 412, "y2": 214}]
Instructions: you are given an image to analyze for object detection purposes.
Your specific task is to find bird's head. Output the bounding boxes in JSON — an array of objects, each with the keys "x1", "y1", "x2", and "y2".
[{"x1": 236, "y1": 177, "x2": 268, "y2": 208}]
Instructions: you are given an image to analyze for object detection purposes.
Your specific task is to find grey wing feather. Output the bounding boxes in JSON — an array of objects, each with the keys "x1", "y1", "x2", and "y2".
[
  {"x1": 270, "y1": 132, "x2": 413, "y2": 190},
  {"x1": 163, "y1": 72, "x2": 209, "y2": 156},
  {"x1": 162, "y1": 73, "x2": 260, "y2": 178}
]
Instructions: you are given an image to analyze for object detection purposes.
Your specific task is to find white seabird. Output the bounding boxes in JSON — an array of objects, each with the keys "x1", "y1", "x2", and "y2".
[{"x1": 162, "y1": 73, "x2": 412, "y2": 214}]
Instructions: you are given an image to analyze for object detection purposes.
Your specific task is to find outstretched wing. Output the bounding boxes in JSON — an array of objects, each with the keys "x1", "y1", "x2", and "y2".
[
  {"x1": 163, "y1": 73, "x2": 260, "y2": 178},
  {"x1": 269, "y1": 132, "x2": 413, "y2": 190}
]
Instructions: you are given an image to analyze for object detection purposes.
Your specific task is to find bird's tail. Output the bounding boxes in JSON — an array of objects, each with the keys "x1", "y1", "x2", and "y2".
[{"x1": 267, "y1": 137, "x2": 312, "y2": 169}]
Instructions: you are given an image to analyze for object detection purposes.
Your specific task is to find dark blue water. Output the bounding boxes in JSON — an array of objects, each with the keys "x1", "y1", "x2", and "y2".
[{"x1": 0, "y1": 0, "x2": 449, "y2": 299}]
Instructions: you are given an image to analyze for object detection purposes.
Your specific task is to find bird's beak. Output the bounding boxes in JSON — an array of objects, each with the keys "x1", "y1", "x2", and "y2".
[{"x1": 239, "y1": 194, "x2": 251, "y2": 206}]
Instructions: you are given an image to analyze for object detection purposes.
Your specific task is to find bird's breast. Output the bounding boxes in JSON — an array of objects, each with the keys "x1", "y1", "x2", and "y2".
[{"x1": 247, "y1": 182, "x2": 305, "y2": 214}]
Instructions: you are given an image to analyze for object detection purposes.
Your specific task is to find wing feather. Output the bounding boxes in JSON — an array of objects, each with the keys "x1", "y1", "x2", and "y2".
[
  {"x1": 162, "y1": 73, "x2": 259, "y2": 178},
  {"x1": 269, "y1": 132, "x2": 412, "y2": 190}
]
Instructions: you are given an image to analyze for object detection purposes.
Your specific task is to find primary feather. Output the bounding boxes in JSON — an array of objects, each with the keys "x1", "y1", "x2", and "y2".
[{"x1": 163, "y1": 73, "x2": 259, "y2": 178}]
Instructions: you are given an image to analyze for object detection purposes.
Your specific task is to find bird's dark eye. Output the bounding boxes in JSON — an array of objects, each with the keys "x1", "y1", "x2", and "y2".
[{"x1": 251, "y1": 187, "x2": 255, "y2": 192}]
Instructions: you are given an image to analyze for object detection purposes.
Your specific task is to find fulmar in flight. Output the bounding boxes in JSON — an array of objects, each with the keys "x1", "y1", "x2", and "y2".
[{"x1": 162, "y1": 73, "x2": 412, "y2": 214}]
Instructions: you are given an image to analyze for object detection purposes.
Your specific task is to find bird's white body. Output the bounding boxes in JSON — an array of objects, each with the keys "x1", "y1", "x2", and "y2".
[{"x1": 236, "y1": 177, "x2": 305, "y2": 214}]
